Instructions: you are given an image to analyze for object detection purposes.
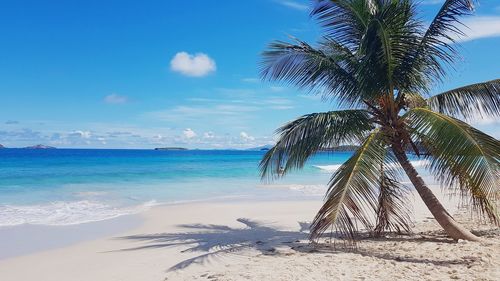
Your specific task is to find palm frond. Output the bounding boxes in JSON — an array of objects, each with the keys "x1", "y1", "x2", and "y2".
[
  {"x1": 260, "y1": 38, "x2": 360, "y2": 105},
  {"x1": 309, "y1": 131, "x2": 391, "y2": 241},
  {"x1": 314, "y1": 0, "x2": 423, "y2": 99},
  {"x1": 357, "y1": 0, "x2": 420, "y2": 95},
  {"x1": 260, "y1": 109, "x2": 373, "y2": 179},
  {"x1": 427, "y1": 79, "x2": 500, "y2": 120},
  {"x1": 423, "y1": 0, "x2": 475, "y2": 45},
  {"x1": 374, "y1": 173, "x2": 413, "y2": 236},
  {"x1": 405, "y1": 108, "x2": 500, "y2": 224},
  {"x1": 311, "y1": 0, "x2": 372, "y2": 51},
  {"x1": 395, "y1": 0, "x2": 475, "y2": 92}
]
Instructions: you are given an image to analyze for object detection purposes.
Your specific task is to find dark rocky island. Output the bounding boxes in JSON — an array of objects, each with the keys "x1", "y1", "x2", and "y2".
[
  {"x1": 0, "y1": 144, "x2": 4, "y2": 149},
  {"x1": 154, "y1": 147, "x2": 188, "y2": 151},
  {"x1": 246, "y1": 145, "x2": 273, "y2": 151},
  {"x1": 24, "y1": 144, "x2": 56, "y2": 149}
]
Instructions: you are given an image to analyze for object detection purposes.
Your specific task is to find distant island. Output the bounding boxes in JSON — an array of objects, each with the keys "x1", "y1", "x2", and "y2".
[
  {"x1": 23, "y1": 144, "x2": 56, "y2": 149},
  {"x1": 245, "y1": 144, "x2": 359, "y2": 152},
  {"x1": 246, "y1": 145, "x2": 273, "y2": 151},
  {"x1": 154, "y1": 147, "x2": 188, "y2": 151},
  {"x1": 0, "y1": 144, "x2": 4, "y2": 149}
]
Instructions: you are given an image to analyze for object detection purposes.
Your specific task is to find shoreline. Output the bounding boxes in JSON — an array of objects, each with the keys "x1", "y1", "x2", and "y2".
[
  {"x1": 0, "y1": 199, "x2": 323, "y2": 280},
  {"x1": 0, "y1": 194, "x2": 321, "y2": 260},
  {"x1": 0, "y1": 185, "x2": 460, "y2": 260},
  {"x1": 0, "y1": 214, "x2": 143, "y2": 260},
  {"x1": 1, "y1": 186, "x2": 496, "y2": 281},
  {"x1": 0, "y1": 195, "x2": 322, "y2": 258}
]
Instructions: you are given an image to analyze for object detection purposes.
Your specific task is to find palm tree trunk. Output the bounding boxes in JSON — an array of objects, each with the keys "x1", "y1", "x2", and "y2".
[{"x1": 391, "y1": 145, "x2": 480, "y2": 241}]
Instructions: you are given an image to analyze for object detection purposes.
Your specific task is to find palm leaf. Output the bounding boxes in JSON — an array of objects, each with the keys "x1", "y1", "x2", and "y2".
[
  {"x1": 311, "y1": 0, "x2": 372, "y2": 51},
  {"x1": 312, "y1": 0, "x2": 421, "y2": 99},
  {"x1": 260, "y1": 109, "x2": 373, "y2": 179},
  {"x1": 260, "y1": 38, "x2": 359, "y2": 105},
  {"x1": 427, "y1": 79, "x2": 500, "y2": 120},
  {"x1": 395, "y1": 0, "x2": 475, "y2": 92},
  {"x1": 374, "y1": 157, "x2": 413, "y2": 236},
  {"x1": 309, "y1": 130, "x2": 390, "y2": 241},
  {"x1": 404, "y1": 108, "x2": 500, "y2": 224},
  {"x1": 357, "y1": 0, "x2": 420, "y2": 95}
]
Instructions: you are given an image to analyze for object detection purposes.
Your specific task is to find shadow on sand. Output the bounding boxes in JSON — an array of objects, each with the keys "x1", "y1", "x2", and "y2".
[
  {"x1": 115, "y1": 218, "x2": 310, "y2": 271},
  {"x1": 113, "y1": 218, "x2": 481, "y2": 272}
]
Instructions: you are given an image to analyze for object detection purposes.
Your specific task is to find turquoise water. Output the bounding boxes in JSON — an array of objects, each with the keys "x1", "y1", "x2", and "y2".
[{"x1": 0, "y1": 149, "x2": 353, "y2": 226}]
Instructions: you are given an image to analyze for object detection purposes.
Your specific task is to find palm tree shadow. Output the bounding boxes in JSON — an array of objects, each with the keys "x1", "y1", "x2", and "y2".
[
  {"x1": 113, "y1": 218, "x2": 484, "y2": 272},
  {"x1": 115, "y1": 218, "x2": 310, "y2": 271}
]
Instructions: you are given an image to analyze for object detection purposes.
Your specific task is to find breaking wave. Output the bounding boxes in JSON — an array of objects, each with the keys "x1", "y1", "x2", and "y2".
[{"x1": 0, "y1": 200, "x2": 158, "y2": 227}]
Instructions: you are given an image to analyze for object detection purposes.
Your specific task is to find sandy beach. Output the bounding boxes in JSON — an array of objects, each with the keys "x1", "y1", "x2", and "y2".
[
  {"x1": 0, "y1": 189, "x2": 498, "y2": 281},
  {"x1": 1, "y1": 0, "x2": 499, "y2": 280}
]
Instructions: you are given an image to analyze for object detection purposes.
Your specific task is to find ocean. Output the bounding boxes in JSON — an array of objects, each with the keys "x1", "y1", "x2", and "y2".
[{"x1": 0, "y1": 149, "x2": 354, "y2": 227}]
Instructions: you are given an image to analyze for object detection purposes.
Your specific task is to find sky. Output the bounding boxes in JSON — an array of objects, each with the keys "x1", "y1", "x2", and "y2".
[{"x1": 0, "y1": 0, "x2": 499, "y2": 149}]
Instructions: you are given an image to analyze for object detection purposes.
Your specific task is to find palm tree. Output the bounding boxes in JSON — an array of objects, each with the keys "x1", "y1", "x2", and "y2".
[{"x1": 260, "y1": 0, "x2": 499, "y2": 242}]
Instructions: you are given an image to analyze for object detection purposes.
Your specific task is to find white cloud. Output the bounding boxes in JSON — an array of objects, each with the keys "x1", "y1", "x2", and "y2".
[
  {"x1": 170, "y1": 52, "x2": 216, "y2": 77},
  {"x1": 464, "y1": 107, "x2": 500, "y2": 126},
  {"x1": 147, "y1": 104, "x2": 260, "y2": 123},
  {"x1": 69, "y1": 130, "x2": 92, "y2": 139},
  {"x1": 0, "y1": 128, "x2": 44, "y2": 142},
  {"x1": 152, "y1": 134, "x2": 164, "y2": 140},
  {"x1": 0, "y1": 125, "x2": 276, "y2": 149},
  {"x1": 240, "y1": 131, "x2": 255, "y2": 141},
  {"x1": 203, "y1": 131, "x2": 215, "y2": 139},
  {"x1": 144, "y1": 103, "x2": 260, "y2": 130},
  {"x1": 183, "y1": 128, "x2": 197, "y2": 139},
  {"x1": 456, "y1": 16, "x2": 500, "y2": 42},
  {"x1": 104, "y1": 94, "x2": 128, "y2": 104},
  {"x1": 469, "y1": 116, "x2": 500, "y2": 125},
  {"x1": 277, "y1": 0, "x2": 309, "y2": 11}
]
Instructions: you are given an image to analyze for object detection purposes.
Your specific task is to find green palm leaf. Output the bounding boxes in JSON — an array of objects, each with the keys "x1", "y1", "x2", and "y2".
[
  {"x1": 357, "y1": 0, "x2": 420, "y2": 94},
  {"x1": 260, "y1": 109, "x2": 373, "y2": 179},
  {"x1": 374, "y1": 160, "x2": 413, "y2": 236},
  {"x1": 310, "y1": 131, "x2": 389, "y2": 240},
  {"x1": 260, "y1": 38, "x2": 359, "y2": 105},
  {"x1": 260, "y1": 0, "x2": 497, "y2": 242},
  {"x1": 427, "y1": 79, "x2": 500, "y2": 120},
  {"x1": 396, "y1": 0, "x2": 475, "y2": 92},
  {"x1": 311, "y1": 0, "x2": 372, "y2": 50},
  {"x1": 405, "y1": 108, "x2": 500, "y2": 224},
  {"x1": 313, "y1": 0, "x2": 422, "y2": 97}
]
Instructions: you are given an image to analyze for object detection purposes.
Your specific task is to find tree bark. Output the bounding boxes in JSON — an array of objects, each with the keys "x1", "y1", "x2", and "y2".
[{"x1": 392, "y1": 145, "x2": 480, "y2": 241}]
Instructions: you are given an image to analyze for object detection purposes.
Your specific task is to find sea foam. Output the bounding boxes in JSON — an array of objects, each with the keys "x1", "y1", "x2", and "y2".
[
  {"x1": 312, "y1": 164, "x2": 343, "y2": 172},
  {"x1": 313, "y1": 159, "x2": 430, "y2": 173},
  {"x1": 0, "y1": 200, "x2": 157, "y2": 227},
  {"x1": 259, "y1": 183, "x2": 327, "y2": 196}
]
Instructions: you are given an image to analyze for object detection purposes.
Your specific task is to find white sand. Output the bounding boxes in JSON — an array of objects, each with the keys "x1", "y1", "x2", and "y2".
[{"x1": 0, "y1": 191, "x2": 498, "y2": 281}]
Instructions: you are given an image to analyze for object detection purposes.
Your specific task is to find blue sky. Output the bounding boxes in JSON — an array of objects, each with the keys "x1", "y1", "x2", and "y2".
[{"x1": 0, "y1": 0, "x2": 499, "y2": 149}]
